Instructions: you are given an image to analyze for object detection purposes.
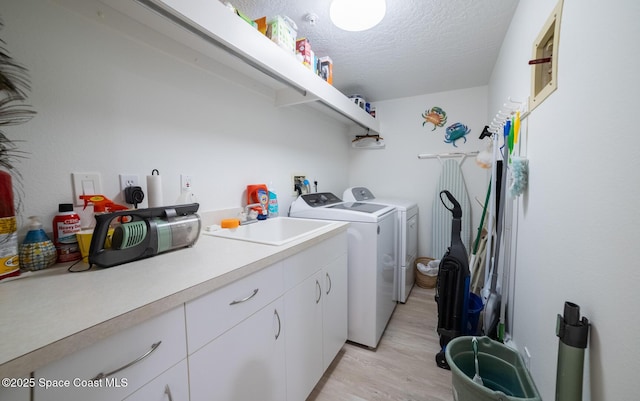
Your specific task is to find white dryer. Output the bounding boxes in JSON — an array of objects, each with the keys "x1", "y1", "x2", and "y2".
[
  {"x1": 288, "y1": 192, "x2": 397, "y2": 349},
  {"x1": 344, "y1": 187, "x2": 419, "y2": 303}
]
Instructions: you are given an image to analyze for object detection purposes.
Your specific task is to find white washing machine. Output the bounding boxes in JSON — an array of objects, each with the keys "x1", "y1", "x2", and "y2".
[
  {"x1": 343, "y1": 187, "x2": 419, "y2": 303},
  {"x1": 288, "y1": 192, "x2": 397, "y2": 348}
]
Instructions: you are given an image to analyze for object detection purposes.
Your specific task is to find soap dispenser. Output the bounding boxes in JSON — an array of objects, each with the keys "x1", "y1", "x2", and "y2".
[{"x1": 19, "y1": 216, "x2": 57, "y2": 271}]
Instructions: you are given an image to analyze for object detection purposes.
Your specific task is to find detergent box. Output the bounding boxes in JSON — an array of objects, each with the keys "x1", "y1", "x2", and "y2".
[
  {"x1": 296, "y1": 38, "x2": 313, "y2": 69},
  {"x1": 319, "y1": 56, "x2": 333, "y2": 85}
]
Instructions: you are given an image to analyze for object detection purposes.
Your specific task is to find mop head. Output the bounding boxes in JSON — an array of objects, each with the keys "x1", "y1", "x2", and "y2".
[
  {"x1": 509, "y1": 156, "x2": 529, "y2": 197},
  {"x1": 475, "y1": 147, "x2": 493, "y2": 169}
]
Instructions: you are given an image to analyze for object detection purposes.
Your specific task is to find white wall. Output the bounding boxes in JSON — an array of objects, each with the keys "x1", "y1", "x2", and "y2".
[
  {"x1": 3, "y1": 0, "x2": 352, "y2": 232},
  {"x1": 489, "y1": 0, "x2": 640, "y2": 399},
  {"x1": 348, "y1": 86, "x2": 489, "y2": 258}
]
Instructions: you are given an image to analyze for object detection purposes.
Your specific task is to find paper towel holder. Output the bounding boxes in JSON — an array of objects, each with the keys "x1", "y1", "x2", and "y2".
[{"x1": 147, "y1": 169, "x2": 164, "y2": 208}]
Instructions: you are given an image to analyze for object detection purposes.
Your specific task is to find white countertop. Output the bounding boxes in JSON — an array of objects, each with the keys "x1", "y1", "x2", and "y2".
[{"x1": 0, "y1": 219, "x2": 348, "y2": 378}]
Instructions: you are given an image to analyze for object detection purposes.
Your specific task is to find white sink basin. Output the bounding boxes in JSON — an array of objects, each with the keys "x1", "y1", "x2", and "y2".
[{"x1": 203, "y1": 217, "x2": 335, "y2": 246}]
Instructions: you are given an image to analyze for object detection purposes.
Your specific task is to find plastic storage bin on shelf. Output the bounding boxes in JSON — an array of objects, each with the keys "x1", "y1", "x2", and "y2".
[
  {"x1": 445, "y1": 336, "x2": 541, "y2": 401},
  {"x1": 267, "y1": 16, "x2": 297, "y2": 54}
]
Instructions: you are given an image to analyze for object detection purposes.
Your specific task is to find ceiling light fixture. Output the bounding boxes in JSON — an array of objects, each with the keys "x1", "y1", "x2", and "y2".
[{"x1": 329, "y1": 0, "x2": 386, "y2": 32}]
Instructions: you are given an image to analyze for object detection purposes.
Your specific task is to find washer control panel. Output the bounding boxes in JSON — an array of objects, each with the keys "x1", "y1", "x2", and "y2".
[{"x1": 300, "y1": 192, "x2": 342, "y2": 207}]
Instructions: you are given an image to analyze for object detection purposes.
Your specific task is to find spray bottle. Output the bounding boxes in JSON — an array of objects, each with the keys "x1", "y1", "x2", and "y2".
[
  {"x1": 556, "y1": 301, "x2": 589, "y2": 401},
  {"x1": 79, "y1": 195, "x2": 131, "y2": 231},
  {"x1": 79, "y1": 195, "x2": 129, "y2": 214}
]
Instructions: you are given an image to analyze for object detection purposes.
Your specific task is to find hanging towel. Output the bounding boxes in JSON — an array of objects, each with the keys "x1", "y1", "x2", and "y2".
[{"x1": 431, "y1": 159, "x2": 472, "y2": 259}]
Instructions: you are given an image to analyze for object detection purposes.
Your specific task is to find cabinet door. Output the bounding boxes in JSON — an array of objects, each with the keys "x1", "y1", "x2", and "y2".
[
  {"x1": 33, "y1": 306, "x2": 186, "y2": 401},
  {"x1": 322, "y1": 253, "x2": 348, "y2": 371},
  {"x1": 189, "y1": 298, "x2": 285, "y2": 401},
  {"x1": 123, "y1": 359, "x2": 189, "y2": 401},
  {"x1": 284, "y1": 271, "x2": 323, "y2": 401},
  {"x1": 0, "y1": 385, "x2": 29, "y2": 401}
]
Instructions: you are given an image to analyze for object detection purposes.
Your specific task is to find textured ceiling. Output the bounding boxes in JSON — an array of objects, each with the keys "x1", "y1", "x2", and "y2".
[{"x1": 231, "y1": 0, "x2": 519, "y2": 102}]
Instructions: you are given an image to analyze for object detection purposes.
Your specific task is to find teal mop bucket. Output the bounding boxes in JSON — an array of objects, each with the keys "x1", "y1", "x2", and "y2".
[
  {"x1": 467, "y1": 293, "x2": 483, "y2": 335},
  {"x1": 445, "y1": 336, "x2": 541, "y2": 401}
]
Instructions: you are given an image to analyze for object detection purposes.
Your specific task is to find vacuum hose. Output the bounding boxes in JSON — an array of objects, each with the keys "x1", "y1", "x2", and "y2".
[{"x1": 556, "y1": 301, "x2": 589, "y2": 401}]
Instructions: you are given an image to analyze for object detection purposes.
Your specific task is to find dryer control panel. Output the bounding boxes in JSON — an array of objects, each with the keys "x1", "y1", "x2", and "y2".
[{"x1": 350, "y1": 187, "x2": 375, "y2": 201}]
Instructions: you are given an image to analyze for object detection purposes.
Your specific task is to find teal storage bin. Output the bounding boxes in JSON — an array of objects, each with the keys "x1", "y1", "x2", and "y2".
[{"x1": 445, "y1": 336, "x2": 541, "y2": 401}]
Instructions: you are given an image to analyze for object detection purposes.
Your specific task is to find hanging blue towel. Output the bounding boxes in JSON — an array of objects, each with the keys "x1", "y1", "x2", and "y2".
[{"x1": 431, "y1": 159, "x2": 472, "y2": 258}]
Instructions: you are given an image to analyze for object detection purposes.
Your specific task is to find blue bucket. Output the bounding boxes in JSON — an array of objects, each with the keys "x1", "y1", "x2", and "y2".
[{"x1": 467, "y1": 293, "x2": 483, "y2": 335}]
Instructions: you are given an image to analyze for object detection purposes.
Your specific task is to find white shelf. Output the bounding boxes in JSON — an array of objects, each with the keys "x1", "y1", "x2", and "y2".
[{"x1": 63, "y1": 0, "x2": 380, "y2": 134}]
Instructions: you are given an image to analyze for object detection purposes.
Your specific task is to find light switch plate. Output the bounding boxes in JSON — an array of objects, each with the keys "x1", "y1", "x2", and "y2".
[{"x1": 72, "y1": 172, "x2": 102, "y2": 206}]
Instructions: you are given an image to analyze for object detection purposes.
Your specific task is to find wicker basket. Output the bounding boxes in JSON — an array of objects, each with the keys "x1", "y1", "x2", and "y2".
[{"x1": 415, "y1": 257, "x2": 437, "y2": 289}]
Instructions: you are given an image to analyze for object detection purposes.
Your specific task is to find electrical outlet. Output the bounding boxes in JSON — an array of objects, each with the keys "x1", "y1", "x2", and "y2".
[
  {"x1": 292, "y1": 174, "x2": 307, "y2": 196},
  {"x1": 181, "y1": 174, "x2": 193, "y2": 191},
  {"x1": 119, "y1": 174, "x2": 139, "y2": 191},
  {"x1": 72, "y1": 172, "x2": 102, "y2": 206}
]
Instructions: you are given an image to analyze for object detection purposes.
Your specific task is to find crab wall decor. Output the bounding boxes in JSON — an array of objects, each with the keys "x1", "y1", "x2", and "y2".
[
  {"x1": 422, "y1": 106, "x2": 447, "y2": 131},
  {"x1": 444, "y1": 122, "x2": 470, "y2": 147}
]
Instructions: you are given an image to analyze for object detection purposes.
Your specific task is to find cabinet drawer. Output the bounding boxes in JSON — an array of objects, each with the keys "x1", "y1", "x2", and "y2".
[
  {"x1": 33, "y1": 306, "x2": 187, "y2": 401},
  {"x1": 284, "y1": 232, "x2": 347, "y2": 290},
  {"x1": 185, "y1": 261, "x2": 284, "y2": 353},
  {"x1": 123, "y1": 359, "x2": 189, "y2": 401}
]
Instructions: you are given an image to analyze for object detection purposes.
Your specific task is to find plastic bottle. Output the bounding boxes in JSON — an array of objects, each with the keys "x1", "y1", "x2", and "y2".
[
  {"x1": 52, "y1": 203, "x2": 82, "y2": 263},
  {"x1": 268, "y1": 186, "x2": 279, "y2": 217},
  {"x1": 0, "y1": 170, "x2": 20, "y2": 280},
  {"x1": 19, "y1": 216, "x2": 57, "y2": 271}
]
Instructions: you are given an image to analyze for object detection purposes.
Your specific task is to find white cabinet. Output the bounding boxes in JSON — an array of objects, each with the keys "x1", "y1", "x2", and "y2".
[
  {"x1": 187, "y1": 232, "x2": 347, "y2": 401},
  {"x1": 26, "y1": 230, "x2": 347, "y2": 401},
  {"x1": 33, "y1": 306, "x2": 187, "y2": 401},
  {"x1": 283, "y1": 270, "x2": 324, "y2": 401},
  {"x1": 123, "y1": 359, "x2": 189, "y2": 401},
  {"x1": 322, "y1": 253, "x2": 349, "y2": 371},
  {"x1": 188, "y1": 298, "x2": 286, "y2": 401},
  {"x1": 185, "y1": 262, "x2": 284, "y2": 354},
  {"x1": 283, "y1": 233, "x2": 348, "y2": 400}
]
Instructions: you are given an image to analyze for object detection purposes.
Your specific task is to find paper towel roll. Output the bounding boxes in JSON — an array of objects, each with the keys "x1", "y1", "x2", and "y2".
[{"x1": 146, "y1": 173, "x2": 163, "y2": 207}]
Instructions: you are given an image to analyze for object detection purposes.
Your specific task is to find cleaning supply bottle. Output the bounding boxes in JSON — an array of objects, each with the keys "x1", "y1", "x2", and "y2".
[
  {"x1": 0, "y1": 170, "x2": 19, "y2": 280},
  {"x1": 19, "y1": 216, "x2": 57, "y2": 271},
  {"x1": 79, "y1": 195, "x2": 129, "y2": 214},
  {"x1": 257, "y1": 189, "x2": 269, "y2": 220},
  {"x1": 52, "y1": 203, "x2": 82, "y2": 263},
  {"x1": 268, "y1": 185, "x2": 279, "y2": 217}
]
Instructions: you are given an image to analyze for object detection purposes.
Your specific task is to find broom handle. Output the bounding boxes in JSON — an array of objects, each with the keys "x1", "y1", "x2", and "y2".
[{"x1": 472, "y1": 181, "x2": 492, "y2": 255}]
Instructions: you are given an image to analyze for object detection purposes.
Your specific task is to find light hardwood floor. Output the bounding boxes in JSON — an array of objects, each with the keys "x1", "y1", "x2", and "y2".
[{"x1": 308, "y1": 286, "x2": 454, "y2": 401}]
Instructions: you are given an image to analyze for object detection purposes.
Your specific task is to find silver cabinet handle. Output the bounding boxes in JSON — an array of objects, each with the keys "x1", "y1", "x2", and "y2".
[
  {"x1": 229, "y1": 288, "x2": 259, "y2": 305},
  {"x1": 326, "y1": 272, "x2": 332, "y2": 295},
  {"x1": 274, "y1": 309, "x2": 281, "y2": 340},
  {"x1": 92, "y1": 341, "x2": 161, "y2": 380},
  {"x1": 315, "y1": 279, "x2": 321, "y2": 304},
  {"x1": 164, "y1": 384, "x2": 174, "y2": 401}
]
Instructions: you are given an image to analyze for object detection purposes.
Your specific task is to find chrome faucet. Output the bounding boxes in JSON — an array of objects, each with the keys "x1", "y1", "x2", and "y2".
[
  {"x1": 242, "y1": 203, "x2": 265, "y2": 225},
  {"x1": 245, "y1": 203, "x2": 265, "y2": 215}
]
